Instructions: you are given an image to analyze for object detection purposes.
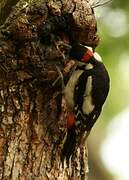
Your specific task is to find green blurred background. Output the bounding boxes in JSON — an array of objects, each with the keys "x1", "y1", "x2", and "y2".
[{"x1": 88, "y1": 0, "x2": 129, "y2": 180}]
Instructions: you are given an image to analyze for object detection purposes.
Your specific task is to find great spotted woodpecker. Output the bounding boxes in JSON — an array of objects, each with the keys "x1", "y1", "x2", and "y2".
[{"x1": 61, "y1": 44, "x2": 110, "y2": 163}]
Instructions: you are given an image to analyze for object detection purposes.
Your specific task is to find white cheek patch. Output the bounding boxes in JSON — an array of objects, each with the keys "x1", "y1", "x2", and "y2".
[{"x1": 82, "y1": 76, "x2": 95, "y2": 115}]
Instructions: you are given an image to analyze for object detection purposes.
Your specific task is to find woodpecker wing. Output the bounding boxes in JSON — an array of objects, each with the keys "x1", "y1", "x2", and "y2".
[{"x1": 74, "y1": 61, "x2": 109, "y2": 131}]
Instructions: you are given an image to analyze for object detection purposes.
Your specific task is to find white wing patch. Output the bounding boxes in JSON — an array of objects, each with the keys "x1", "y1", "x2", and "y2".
[{"x1": 82, "y1": 76, "x2": 95, "y2": 115}]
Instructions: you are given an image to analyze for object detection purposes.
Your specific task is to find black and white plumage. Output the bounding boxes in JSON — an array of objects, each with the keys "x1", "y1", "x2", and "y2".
[{"x1": 61, "y1": 44, "x2": 110, "y2": 162}]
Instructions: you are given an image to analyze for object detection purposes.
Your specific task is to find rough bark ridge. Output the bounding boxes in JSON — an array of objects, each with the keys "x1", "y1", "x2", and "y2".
[{"x1": 0, "y1": 0, "x2": 99, "y2": 179}]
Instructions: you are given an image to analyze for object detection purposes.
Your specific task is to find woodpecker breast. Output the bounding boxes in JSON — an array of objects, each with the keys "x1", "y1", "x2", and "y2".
[{"x1": 64, "y1": 69, "x2": 83, "y2": 110}]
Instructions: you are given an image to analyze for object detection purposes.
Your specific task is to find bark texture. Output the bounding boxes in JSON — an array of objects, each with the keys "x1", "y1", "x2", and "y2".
[
  {"x1": 0, "y1": 0, "x2": 99, "y2": 179},
  {"x1": 0, "y1": 0, "x2": 20, "y2": 25}
]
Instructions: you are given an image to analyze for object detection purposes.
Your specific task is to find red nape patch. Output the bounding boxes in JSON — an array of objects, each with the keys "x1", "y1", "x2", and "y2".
[
  {"x1": 82, "y1": 49, "x2": 93, "y2": 62},
  {"x1": 67, "y1": 112, "x2": 75, "y2": 128}
]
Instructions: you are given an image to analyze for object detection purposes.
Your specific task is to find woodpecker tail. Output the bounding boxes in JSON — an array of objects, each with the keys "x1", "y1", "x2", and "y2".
[{"x1": 61, "y1": 126, "x2": 76, "y2": 164}]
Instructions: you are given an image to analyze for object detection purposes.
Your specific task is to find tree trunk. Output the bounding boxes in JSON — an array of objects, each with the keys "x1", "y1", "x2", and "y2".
[
  {"x1": 0, "y1": 0, "x2": 99, "y2": 179},
  {"x1": 0, "y1": 0, "x2": 20, "y2": 25}
]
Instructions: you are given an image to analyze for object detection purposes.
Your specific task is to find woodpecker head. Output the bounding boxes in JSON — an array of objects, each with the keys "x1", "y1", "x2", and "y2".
[
  {"x1": 69, "y1": 44, "x2": 94, "y2": 62},
  {"x1": 69, "y1": 44, "x2": 103, "y2": 63}
]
